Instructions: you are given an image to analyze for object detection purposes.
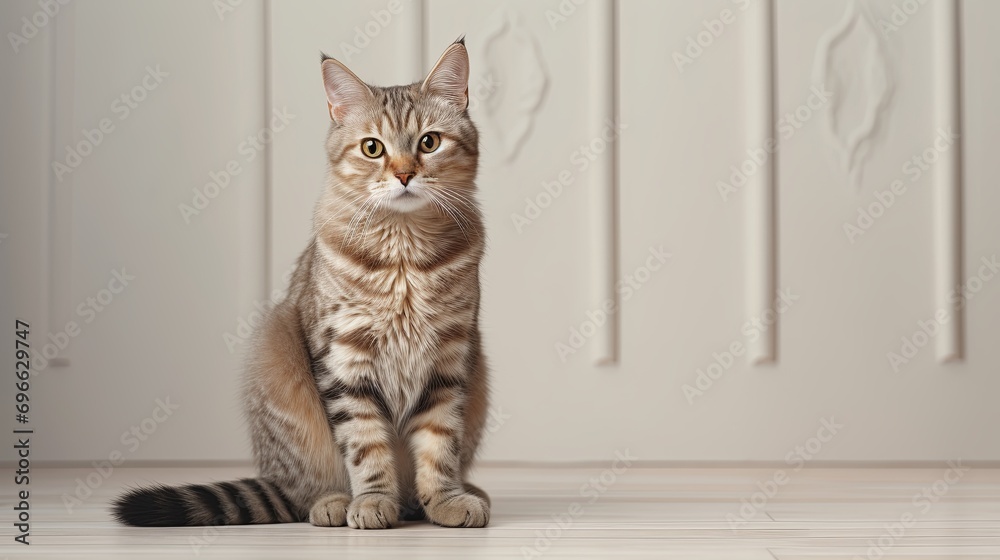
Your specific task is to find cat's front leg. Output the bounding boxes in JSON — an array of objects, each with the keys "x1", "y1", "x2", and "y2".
[
  {"x1": 321, "y1": 355, "x2": 400, "y2": 529},
  {"x1": 407, "y1": 370, "x2": 490, "y2": 528}
]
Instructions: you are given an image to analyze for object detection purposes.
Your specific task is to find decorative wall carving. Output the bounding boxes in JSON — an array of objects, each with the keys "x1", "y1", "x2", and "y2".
[
  {"x1": 812, "y1": 0, "x2": 893, "y2": 190},
  {"x1": 478, "y1": 9, "x2": 548, "y2": 163}
]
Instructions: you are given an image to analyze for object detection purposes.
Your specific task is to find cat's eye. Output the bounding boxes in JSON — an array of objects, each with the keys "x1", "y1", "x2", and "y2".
[
  {"x1": 419, "y1": 132, "x2": 441, "y2": 154},
  {"x1": 360, "y1": 138, "x2": 384, "y2": 158}
]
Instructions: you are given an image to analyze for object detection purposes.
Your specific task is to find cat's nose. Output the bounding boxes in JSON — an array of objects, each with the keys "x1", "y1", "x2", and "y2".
[{"x1": 394, "y1": 172, "x2": 415, "y2": 187}]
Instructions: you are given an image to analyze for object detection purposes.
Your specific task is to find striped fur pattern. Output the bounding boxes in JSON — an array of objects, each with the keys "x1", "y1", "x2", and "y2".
[{"x1": 112, "y1": 39, "x2": 491, "y2": 529}]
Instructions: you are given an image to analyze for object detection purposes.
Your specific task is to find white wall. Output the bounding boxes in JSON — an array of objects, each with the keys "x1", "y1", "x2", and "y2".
[
  {"x1": 2, "y1": 0, "x2": 267, "y2": 463},
  {"x1": 3, "y1": 0, "x2": 999, "y2": 464}
]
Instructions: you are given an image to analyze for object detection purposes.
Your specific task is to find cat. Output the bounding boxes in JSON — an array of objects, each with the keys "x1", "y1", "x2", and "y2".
[{"x1": 113, "y1": 38, "x2": 491, "y2": 530}]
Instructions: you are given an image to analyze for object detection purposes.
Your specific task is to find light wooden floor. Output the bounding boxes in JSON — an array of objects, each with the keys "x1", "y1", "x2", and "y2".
[{"x1": 5, "y1": 465, "x2": 1000, "y2": 559}]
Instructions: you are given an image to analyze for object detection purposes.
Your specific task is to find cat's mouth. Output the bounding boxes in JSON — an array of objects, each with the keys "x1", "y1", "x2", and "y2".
[{"x1": 386, "y1": 187, "x2": 429, "y2": 213}]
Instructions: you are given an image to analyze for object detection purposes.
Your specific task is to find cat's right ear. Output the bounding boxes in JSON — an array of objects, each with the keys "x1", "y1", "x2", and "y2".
[{"x1": 320, "y1": 54, "x2": 372, "y2": 122}]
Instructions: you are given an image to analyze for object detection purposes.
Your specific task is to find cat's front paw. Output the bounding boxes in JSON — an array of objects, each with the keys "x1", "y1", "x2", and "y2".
[
  {"x1": 424, "y1": 491, "x2": 490, "y2": 528},
  {"x1": 308, "y1": 493, "x2": 351, "y2": 527},
  {"x1": 347, "y1": 493, "x2": 399, "y2": 529}
]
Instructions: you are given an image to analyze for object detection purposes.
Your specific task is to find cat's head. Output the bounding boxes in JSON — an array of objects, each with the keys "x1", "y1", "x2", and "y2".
[{"x1": 320, "y1": 39, "x2": 478, "y2": 216}]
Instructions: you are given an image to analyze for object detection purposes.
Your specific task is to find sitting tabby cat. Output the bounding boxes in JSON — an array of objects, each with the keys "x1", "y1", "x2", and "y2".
[{"x1": 113, "y1": 39, "x2": 491, "y2": 529}]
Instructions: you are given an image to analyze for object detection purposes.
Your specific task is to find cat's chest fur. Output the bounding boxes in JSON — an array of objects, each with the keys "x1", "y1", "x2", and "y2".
[
  {"x1": 313, "y1": 226, "x2": 476, "y2": 390},
  {"x1": 360, "y1": 261, "x2": 440, "y2": 351}
]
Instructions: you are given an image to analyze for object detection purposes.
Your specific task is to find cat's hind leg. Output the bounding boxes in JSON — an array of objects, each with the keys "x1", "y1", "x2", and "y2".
[{"x1": 243, "y1": 301, "x2": 350, "y2": 520}]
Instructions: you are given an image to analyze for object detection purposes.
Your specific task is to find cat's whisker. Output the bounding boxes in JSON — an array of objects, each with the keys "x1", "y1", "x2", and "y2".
[
  {"x1": 349, "y1": 198, "x2": 382, "y2": 248},
  {"x1": 342, "y1": 192, "x2": 379, "y2": 251},
  {"x1": 316, "y1": 182, "x2": 367, "y2": 235},
  {"x1": 342, "y1": 195, "x2": 371, "y2": 246},
  {"x1": 426, "y1": 190, "x2": 476, "y2": 230},
  {"x1": 424, "y1": 187, "x2": 481, "y2": 240},
  {"x1": 358, "y1": 194, "x2": 387, "y2": 248},
  {"x1": 422, "y1": 179, "x2": 478, "y2": 202},
  {"x1": 328, "y1": 191, "x2": 370, "y2": 225},
  {"x1": 435, "y1": 188, "x2": 480, "y2": 214},
  {"x1": 425, "y1": 190, "x2": 472, "y2": 245}
]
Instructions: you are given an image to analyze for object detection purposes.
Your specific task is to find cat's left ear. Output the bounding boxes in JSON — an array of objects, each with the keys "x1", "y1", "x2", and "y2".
[{"x1": 422, "y1": 38, "x2": 470, "y2": 109}]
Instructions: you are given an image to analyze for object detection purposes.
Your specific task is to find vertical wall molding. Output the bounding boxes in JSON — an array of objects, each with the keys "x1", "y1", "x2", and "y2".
[
  {"x1": 590, "y1": 0, "x2": 616, "y2": 366},
  {"x1": 48, "y1": 2, "x2": 76, "y2": 368},
  {"x1": 933, "y1": 0, "x2": 963, "y2": 363},
  {"x1": 406, "y1": 0, "x2": 425, "y2": 80},
  {"x1": 745, "y1": 0, "x2": 776, "y2": 365},
  {"x1": 263, "y1": 0, "x2": 273, "y2": 297},
  {"x1": 812, "y1": 0, "x2": 959, "y2": 363}
]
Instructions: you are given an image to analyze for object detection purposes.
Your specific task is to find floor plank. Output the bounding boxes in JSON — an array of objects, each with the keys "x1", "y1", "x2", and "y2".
[{"x1": 3, "y1": 467, "x2": 999, "y2": 559}]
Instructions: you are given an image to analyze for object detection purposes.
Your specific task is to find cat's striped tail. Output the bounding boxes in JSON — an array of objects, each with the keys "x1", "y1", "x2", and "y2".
[{"x1": 112, "y1": 478, "x2": 300, "y2": 526}]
